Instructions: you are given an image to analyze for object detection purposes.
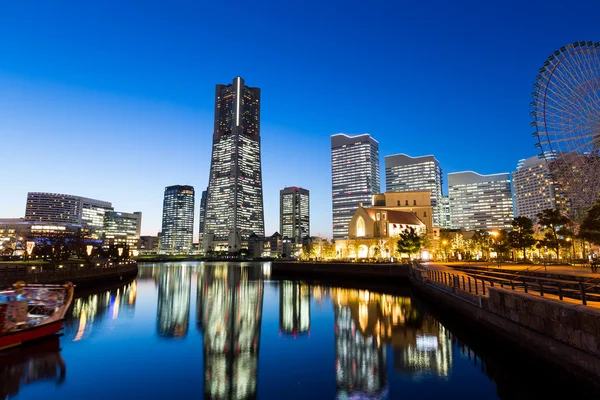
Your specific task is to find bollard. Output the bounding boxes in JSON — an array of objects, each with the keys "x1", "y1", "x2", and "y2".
[
  {"x1": 579, "y1": 282, "x2": 587, "y2": 306},
  {"x1": 511, "y1": 281, "x2": 515, "y2": 290},
  {"x1": 539, "y1": 282, "x2": 544, "y2": 297},
  {"x1": 500, "y1": 281, "x2": 503, "y2": 288}
]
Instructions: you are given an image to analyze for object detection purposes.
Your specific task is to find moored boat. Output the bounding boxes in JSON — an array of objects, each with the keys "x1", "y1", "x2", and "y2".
[{"x1": 0, "y1": 282, "x2": 74, "y2": 351}]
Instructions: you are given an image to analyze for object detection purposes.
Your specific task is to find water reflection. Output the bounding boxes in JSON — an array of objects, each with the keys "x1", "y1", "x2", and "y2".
[
  {"x1": 157, "y1": 266, "x2": 191, "y2": 338},
  {"x1": 279, "y1": 281, "x2": 310, "y2": 337},
  {"x1": 198, "y1": 264, "x2": 264, "y2": 399},
  {"x1": 331, "y1": 287, "x2": 453, "y2": 398},
  {"x1": 0, "y1": 336, "x2": 66, "y2": 398},
  {"x1": 67, "y1": 281, "x2": 137, "y2": 341}
]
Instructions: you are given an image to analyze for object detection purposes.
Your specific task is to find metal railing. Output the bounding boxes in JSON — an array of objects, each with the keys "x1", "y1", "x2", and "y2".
[{"x1": 411, "y1": 263, "x2": 595, "y2": 306}]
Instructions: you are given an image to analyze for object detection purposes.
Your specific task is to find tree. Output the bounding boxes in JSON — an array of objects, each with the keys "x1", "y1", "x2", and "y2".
[
  {"x1": 491, "y1": 230, "x2": 511, "y2": 262},
  {"x1": 396, "y1": 227, "x2": 426, "y2": 260},
  {"x1": 508, "y1": 216, "x2": 536, "y2": 261},
  {"x1": 471, "y1": 230, "x2": 491, "y2": 260},
  {"x1": 536, "y1": 209, "x2": 571, "y2": 261},
  {"x1": 349, "y1": 239, "x2": 362, "y2": 261},
  {"x1": 580, "y1": 201, "x2": 600, "y2": 245}
]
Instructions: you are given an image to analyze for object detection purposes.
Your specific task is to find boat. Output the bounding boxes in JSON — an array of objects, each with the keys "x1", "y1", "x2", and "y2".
[{"x1": 0, "y1": 282, "x2": 74, "y2": 351}]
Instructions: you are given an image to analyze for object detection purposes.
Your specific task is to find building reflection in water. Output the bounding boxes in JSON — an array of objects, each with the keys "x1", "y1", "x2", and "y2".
[
  {"x1": 157, "y1": 265, "x2": 191, "y2": 338},
  {"x1": 332, "y1": 288, "x2": 453, "y2": 399},
  {"x1": 68, "y1": 281, "x2": 137, "y2": 342},
  {"x1": 279, "y1": 281, "x2": 310, "y2": 337},
  {"x1": 0, "y1": 336, "x2": 66, "y2": 398},
  {"x1": 198, "y1": 264, "x2": 264, "y2": 400}
]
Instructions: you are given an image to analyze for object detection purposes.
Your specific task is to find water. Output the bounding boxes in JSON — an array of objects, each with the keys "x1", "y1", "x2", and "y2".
[{"x1": 4, "y1": 262, "x2": 597, "y2": 399}]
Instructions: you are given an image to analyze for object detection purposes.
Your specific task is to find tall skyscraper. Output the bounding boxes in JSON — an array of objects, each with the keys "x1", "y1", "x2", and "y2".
[
  {"x1": 198, "y1": 189, "x2": 208, "y2": 236},
  {"x1": 513, "y1": 156, "x2": 565, "y2": 221},
  {"x1": 103, "y1": 211, "x2": 142, "y2": 249},
  {"x1": 204, "y1": 77, "x2": 264, "y2": 249},
  {"x1": 160, "y1": 185, "x2": 195, "y2": 252},
  {"x1": 280, "y1": 186, "x2": 310, "y2": 243},
  {"x1": 331, "y1": 134, "x2": 380, "y2": 240},
  {"x1": 448, "y1": 171, "x2": 514, "y2": 231},
  {"x1": 385, "y1": 154, "x2": 443, "y2": 227},
  {"x1": 440, "y1": 195, "x2": 452, "y2": 229}
]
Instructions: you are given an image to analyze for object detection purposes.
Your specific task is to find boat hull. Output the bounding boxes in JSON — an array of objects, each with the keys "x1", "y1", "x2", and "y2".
[{"x1": 0, "y1": 319, "x2": 64, "y2": 351}]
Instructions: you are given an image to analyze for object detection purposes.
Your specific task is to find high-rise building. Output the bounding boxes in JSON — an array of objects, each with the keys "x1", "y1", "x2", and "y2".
[
  {"x1": 331, "y1": 134, "x2": 380, "y2": 240},
  {"x1": 280, "y1": 187, "x2": 310, "y2": 244},
  {"x1": 513, "y1": 156, "x2": 565, "y2": 221},
  {"x1": 25, "y1": 192, "x2": 113, "y2": 238},
  {"x1": 385, "y1": 154, "x2": 443, "y2": 227},
  {"x1": 448, "y1": 171, "x2": 514, "y2": 231},
  {"x1": 160, "y1": 185, "x2": 195, "y2": 253},
  {"x1": 440, "y1": 195, "x2": 452, "y2": 229},
  {"x1": 103, "y1": 211, "x2": 142, "y2": 249},
  {"x1": 198, "y1": 189, "x2": 208, "y2": 237},
  {"x1": 204, "y1": 77, "x2": 264, "y2": 249}
]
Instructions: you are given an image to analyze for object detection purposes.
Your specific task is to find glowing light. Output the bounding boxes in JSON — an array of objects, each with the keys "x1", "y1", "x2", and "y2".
[
  {"x1": 86, "y1": 244, "x2": 93, "y2": 256},
  {"x1": 236, "y1": 77, "x2": 241, "y2": 126},
  {"x1": 26, "y1": 241, "x2": 35, "y2": 256}
]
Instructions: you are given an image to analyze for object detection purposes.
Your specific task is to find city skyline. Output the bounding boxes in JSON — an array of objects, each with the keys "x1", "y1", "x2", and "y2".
[{"x1": 1, "y1": 2, "x2": 598, "y2": 239}]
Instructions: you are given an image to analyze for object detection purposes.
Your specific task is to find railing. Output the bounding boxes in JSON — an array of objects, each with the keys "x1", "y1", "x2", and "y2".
[{"x1": 411, "y1": 262, "x2": 595, "y2": 306}]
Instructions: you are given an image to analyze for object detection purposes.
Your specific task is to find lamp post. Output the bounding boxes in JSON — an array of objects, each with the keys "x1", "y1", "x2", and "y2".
[
  {"x1": 566, "y1": 238, "x2": 573, "y2": 265},
  {"x1": 442, "y1": 240, "x2": 448, "y2": 262},
  {"x1": 490, "y1": 231, "x2": 500, "y2": 268}
]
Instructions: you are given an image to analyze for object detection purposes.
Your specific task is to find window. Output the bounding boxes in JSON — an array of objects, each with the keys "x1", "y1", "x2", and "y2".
[
  {"x1": 376, "y1": 212, "x2": 380, "y2": 221},
  {"x1": 382, "y1": 212, "x2": 386, "y2": 220},
  {"x1": 356, "y1": 216, "x2": 365, "y2": 237},
  {"x1": 413, "y1": 200, "x2": 417, "y2": 205},
  {"x1": 397, "y1": 200, "x2": 400, "y2": 206},
  {"x1": 405, "y1": 200, "x2": 408, "y2": 206},
  {"x1": 424, "y1": 211, "x2": 427, "y2": 217}
]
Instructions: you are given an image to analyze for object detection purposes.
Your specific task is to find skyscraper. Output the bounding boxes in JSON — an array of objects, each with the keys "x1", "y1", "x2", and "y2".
[
  {"x1": 204, "y1": 77, "x2": 264, "y2": 249},
  {"x1": 198, "y1": 189, "x2": 207, "y2": 237},
  {"x1": 513, "y1": 156, "x2": 565, "y2": 221},
  {"x1": 385, "y1": 154, "x2": 443, "y2": 227},
  {"x1": 160, "y1": 185, "x2": 195, "y2": 253},
  {"x1": 448, "y1": 171, "x2": 514, "y2": 231},
  {"x1": 331, "y1": 134, "x2": 380, "y2": 240},
  {"x1": 280, "y1": 187, "x2": 310, "y2": 244},
  {"x1": 103, "y1": 211, "x2": 142, "y2": 249}
]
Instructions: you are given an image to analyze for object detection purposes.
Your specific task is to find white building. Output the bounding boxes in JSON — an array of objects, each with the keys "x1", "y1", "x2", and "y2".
[{"x1": 448, "y1": 171, "x2": 514, "y2": 231}]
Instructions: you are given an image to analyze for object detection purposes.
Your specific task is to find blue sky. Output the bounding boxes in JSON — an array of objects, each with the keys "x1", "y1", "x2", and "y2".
[{"x1": 0, "y1": 0, "x2": 598, "y2": 239}]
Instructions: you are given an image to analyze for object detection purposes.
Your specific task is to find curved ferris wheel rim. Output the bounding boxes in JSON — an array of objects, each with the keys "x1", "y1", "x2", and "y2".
[{"x1": 531, "y1": 40, "x2": 600, "y2": 211}]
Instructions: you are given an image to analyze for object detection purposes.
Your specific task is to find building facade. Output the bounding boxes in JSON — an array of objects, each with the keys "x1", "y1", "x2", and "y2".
[
  {"x1": 331, "y1": 134, "x2": 380, "y2": 240},
  {"x1": 280, "y1": 187, "x2": 310, "y2": 244},
  {"x1": 103, "y1": 211, "x2": 142, "y2": 249},
  {"x1": 161, "y1": 185, "x2": 195, "y2": 253},
  {"x1": 198, "y1": 189, "x2": 207, "y2": 239},
  {"x1": 512, "y1": 155, "x2": 565, "y2": 221},
  {"x1": 385, "y1": 154, "x2": 443, "y2": 227},
  {"x1": 448, "y1": 171, "x2": 514, "y2": 231},
  {"x1": 440, "y1": 195, "x2": 452, "y2": 229},
  {"x1": 204, "y1": 77, "x2": 264, "y2": 249}
]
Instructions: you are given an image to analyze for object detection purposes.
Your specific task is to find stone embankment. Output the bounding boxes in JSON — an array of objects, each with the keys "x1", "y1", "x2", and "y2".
[
  {"x1": 410, "y1": 263, "x2": 600, "y2": 386},
  {"x1": 271, "y1": 261, "x2": 409, "y2": 282},
  {"x1": 0, "y1": 261, "x2": 138, "y2": 288}
]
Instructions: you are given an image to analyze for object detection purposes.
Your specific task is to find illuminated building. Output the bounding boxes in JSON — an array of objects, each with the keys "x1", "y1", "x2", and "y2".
[
  {"x1": 279, "y1": 281, "x2": 310, "y2": 336},
  {"x1": 385, "y1": 154, "x2": 443, "y2": 227},
  {"x1": 160, "y1": 185, "x2": 195, "y2": 253},
  {"x1": 103, "y1": 211, "x2": 142, "y2": 249},
  {"x1": 204, "y1": 77, "x2": 264, "y2": 250},
  {"x1": 198, "y1": 189, "x2": 207, "y2": 240},
  {"x1": 372, "y1": 191, "x2": 435, "y2": 235},
  {"x1": 198, "y1": 265, "x2": 264, "y2": 399},
  {"x1": 157, "y1": 266, "x2": 191, "y2": 337},
  {"x1": 448, "y1": 171, "x2": 514, "y2": 231},
  {"x1": 513, "y1": 156, "x2": 566, "y2": 221},
  {"x1": 331, "y1": 133, "x2": 380, "y2": 240},
  {"x1": 440, "y1": 195, "x2": 452, "y2": 229},
  {"x1": 279, "y1": 187, "x2": 310, "y2": 244},
  {"x1": 25, "y1": 192, "x2": 112, "y2": 236}
]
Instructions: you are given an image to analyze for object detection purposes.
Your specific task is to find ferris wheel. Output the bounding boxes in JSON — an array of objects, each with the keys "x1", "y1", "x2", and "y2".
[{"x1": 531, "y1": 41, "x2": 600, "y2": 216}]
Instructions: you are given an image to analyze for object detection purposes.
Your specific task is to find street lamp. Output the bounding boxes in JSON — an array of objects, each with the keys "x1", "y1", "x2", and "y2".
[
  {"x1": 490, "y1": 231, "x2": 500, "y2": 268},
  {"x1": 442, "y1": 240, "x2": 448, "y2": 262}
]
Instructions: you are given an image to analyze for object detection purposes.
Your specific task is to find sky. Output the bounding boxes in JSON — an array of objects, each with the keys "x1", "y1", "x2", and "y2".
[{"x1": 0, "y1": 0, "x2": 599, "y2": 239}]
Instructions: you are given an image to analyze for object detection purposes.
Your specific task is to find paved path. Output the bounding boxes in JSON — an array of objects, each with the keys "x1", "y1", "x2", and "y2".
[
  {"x1": 429, "y1": 261, "x2": 600, "y2": 279},
  {"x1": 417, "y1": 262, "x2": 600, "y2": 309}
]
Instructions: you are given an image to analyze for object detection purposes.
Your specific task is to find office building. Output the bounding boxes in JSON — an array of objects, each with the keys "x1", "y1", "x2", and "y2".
[
  {"x1": 280, "y1": 187, "x2": 310, "y2": 244},
  {"x1": 103, "y1": 211, "x2": 142, "y2": 249},
  {"x1": 25, "y1": 192, "x2": 112, "y2": 235},
  {"x1": 513, "y1": 155, "x2": 565, "y2": 221},
  {"x1": 440, "y1": 195, "x2": 452, "y2": 229},
  {"x1": 198, "y1": 189, "x2": 207, "y2": 238},
  {"x1": 448, "y1": 171, "x2": 514, "y2": 231},
  {"x1": 385, "y1": 154, "x2": 443, "y2": 227},
  {"x1": 331, "y1": 133, "x2": 380, "y2": 240},
  {"x1": 160, "y1": 185, "x2": 195, "y2": 253},
  {"x1": 140, "y1": 235, "x2": 160, "y2": 252},
  {"x1": 204, "y1": 77, "x2": 264, "y2": 250}
]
